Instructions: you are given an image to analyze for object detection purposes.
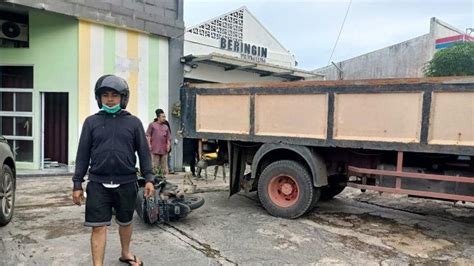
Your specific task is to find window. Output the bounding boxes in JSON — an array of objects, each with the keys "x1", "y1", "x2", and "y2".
[
  {"x1": 0, "y1": 9, "x2": 29, "y2": 48},
  {"x1": 0, "y1": 66, "x2": 33, "y2": 162}
]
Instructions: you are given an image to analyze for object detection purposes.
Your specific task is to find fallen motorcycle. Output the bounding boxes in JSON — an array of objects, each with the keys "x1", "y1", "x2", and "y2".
[{"x1": 135, "y1": 176, "x2": 205, "y2": 224}]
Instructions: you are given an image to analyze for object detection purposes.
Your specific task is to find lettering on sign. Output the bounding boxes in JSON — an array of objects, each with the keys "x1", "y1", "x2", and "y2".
[{"x1": 220, "y1": 38, "x2": 267, "y2": 63}]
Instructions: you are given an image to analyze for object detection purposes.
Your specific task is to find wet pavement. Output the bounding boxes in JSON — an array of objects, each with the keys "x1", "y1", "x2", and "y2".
[{"x1": 0, "y1": 174, "x2": 473, "y2": 265}]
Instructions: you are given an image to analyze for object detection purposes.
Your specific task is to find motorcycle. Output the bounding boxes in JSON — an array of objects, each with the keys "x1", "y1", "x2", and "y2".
[{"x1": 135, "y1": 176, "x2": 205, "y2": 224}]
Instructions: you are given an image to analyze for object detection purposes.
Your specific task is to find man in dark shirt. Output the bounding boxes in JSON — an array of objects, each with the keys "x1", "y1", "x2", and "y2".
[
  {"x1": 163, "y1": 119, "x2": 175, "y2": 174},
  {"x1": 72, "y1": 74, "x2": 154, "y2": 266}
]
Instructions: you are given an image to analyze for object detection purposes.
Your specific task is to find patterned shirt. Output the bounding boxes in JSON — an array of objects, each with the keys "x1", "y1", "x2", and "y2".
[{"x1": 146, "y1": 121, "x2": 171, "y2": 155}]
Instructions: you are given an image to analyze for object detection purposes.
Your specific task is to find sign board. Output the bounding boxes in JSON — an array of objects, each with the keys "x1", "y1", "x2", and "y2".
[{"x1": 435, "y1": 34, "x2": 473, "y2": 49}]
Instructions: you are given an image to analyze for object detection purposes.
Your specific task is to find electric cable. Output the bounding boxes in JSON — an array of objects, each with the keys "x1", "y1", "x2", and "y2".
[{"x1": 327, "y1": 0, "x2": 353, "y2": 65}]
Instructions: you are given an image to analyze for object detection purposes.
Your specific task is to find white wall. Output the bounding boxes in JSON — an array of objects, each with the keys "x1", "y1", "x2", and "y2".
[
  {"x1": 242, "y1": 10, "x2": 296, "y2": 67},
  {"x1": 314, "y1": 18, "x2": 464, "y2": 80}
]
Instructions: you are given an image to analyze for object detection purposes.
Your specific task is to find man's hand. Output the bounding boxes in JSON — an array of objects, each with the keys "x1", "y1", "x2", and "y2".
[
  {"x1": 147, "y1": 137, "x2": 152, "y2": 150},
  {"x1": 144, "y1": 182, "x2": 155, "y2": 198},
  {"x1": 72, "y1": 190, "x2": 84, "y2": 206}
]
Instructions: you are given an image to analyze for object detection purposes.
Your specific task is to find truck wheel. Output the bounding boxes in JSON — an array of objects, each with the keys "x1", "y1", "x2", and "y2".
[
  {"x1": 0, "y1": 165, "x2": 15, "y2": 226},
  {"x1": 258, "y1": 160, "x2": 314, "y2": 219},
  {"x1": 308, "y1": 186, "x2": 322, "y2": 212},
  {"x1": 320, "y1": 174, "x2": 348, "y2": 201}
]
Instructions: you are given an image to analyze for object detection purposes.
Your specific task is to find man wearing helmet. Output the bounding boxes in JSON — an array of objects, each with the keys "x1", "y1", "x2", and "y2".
[{"x1": 72, "y1": 74, "x2": 154, "y2": 266}]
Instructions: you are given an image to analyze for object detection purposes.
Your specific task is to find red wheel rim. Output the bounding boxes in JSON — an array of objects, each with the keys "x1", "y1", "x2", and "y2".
[{"x1": 268, "y1": 175, "x2": 299, "y2": 208}]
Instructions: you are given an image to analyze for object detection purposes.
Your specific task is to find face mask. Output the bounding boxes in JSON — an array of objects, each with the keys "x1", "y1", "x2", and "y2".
[{"x1": 101, "y1": 104, "x2": 121, "y2": 114}]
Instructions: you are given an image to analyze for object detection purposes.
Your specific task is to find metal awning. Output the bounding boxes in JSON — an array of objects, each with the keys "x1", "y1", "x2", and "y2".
[{"x1": 181, "y1": 53, "x2": 324, "y2": 81}]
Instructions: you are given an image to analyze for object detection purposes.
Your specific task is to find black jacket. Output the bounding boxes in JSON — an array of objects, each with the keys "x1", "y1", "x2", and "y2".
[{"x1": 72, "y1": 110, "x2": 154, "y2": 190}]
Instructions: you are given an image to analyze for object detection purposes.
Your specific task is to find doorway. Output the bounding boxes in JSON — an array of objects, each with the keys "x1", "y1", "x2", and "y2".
[{"x1": 42, "y1": 92, "x2": 68, "y2": 166}]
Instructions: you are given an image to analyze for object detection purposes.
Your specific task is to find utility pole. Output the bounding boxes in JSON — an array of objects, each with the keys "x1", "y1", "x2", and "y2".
[{"x1": 331, "y1": 61, "x2": 343, "y2": 80}]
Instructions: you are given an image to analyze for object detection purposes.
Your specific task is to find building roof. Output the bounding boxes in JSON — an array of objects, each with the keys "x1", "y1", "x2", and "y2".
[{"x1": 181, "y1": 53, "x2": 323, "y2": 81}]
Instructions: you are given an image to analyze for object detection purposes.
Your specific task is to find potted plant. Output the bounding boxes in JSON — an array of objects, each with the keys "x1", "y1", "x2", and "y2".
[{"x1": 171, "y1": 101, "x2": 180, "y2": 118}]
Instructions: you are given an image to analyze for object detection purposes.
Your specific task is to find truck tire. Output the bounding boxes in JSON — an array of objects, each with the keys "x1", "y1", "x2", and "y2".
[
  {"x1": 320, "y1": 174, "x2": 348, "y2": 201},
  {"x1": 308, "y1": 186, "x2": 322, "y2": 212},
  {"x1": 0, "y1": 165, "x2": 15, "y2": 226},
  {"x1": 258, "y1": 160, "x2": 314, "y2": 219}
]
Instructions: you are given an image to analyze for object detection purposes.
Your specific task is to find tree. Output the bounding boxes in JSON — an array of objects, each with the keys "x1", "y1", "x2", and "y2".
[{"x1": 424, "y1": 42, "x2": 474, "y2": 77}]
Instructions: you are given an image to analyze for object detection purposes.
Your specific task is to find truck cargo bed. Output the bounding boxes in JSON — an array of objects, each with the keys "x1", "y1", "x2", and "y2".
[{"x1": 181, "y1": 76, "x2": 474, "y2": 156}]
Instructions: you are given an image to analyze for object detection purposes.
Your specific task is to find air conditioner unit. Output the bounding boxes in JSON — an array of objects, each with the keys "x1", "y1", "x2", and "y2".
[{"x1": 0, "y1": 19, "x2": 28, "y2": 42}]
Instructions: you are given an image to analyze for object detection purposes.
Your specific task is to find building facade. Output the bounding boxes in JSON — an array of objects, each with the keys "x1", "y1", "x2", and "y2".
[
  {"x1": 0, "y1": 0, "x2": 184, "y2": 170},
  {"x1": 182, "y1": 6, "x2": 322, "y2": 83},
  {"x1": 314, "y1": 18, "x2": 472, "y2": 80}
]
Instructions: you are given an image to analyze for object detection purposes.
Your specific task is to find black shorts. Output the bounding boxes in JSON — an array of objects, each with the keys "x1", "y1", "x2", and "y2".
[{"x1": 85, "y1": 181, "x2": 138, "y2": 227}]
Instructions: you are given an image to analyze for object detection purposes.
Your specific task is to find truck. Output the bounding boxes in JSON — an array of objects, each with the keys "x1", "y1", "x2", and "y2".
[{"x1": 180, "y1": 76, "x2": 474, "y2": 218}]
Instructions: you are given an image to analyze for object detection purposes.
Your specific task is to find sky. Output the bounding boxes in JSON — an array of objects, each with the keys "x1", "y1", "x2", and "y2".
[{"x1": 184, "y1": 0, "x2": 473, "y2": 70}]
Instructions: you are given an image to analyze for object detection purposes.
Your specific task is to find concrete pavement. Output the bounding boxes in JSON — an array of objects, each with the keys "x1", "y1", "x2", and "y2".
[{"x1": 1, "y1": 173, "x2": 473, "y2": 265}]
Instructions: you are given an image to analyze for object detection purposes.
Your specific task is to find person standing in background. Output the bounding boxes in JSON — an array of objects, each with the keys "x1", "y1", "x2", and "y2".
[
  {"x1": 182, "y1": 138, "x2": 198, "y2": 177},
  {"x1": 146, "y1": 109, "x2": 171, "y2": 174},
  {"x1": 162, "y1": 119, "x2": 175, "y2": 174}
]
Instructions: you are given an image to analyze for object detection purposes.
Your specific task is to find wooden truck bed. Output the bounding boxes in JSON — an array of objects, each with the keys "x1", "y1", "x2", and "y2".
[{"x1": 181, "y1": 76, "x2": 474, "y2": 156}]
